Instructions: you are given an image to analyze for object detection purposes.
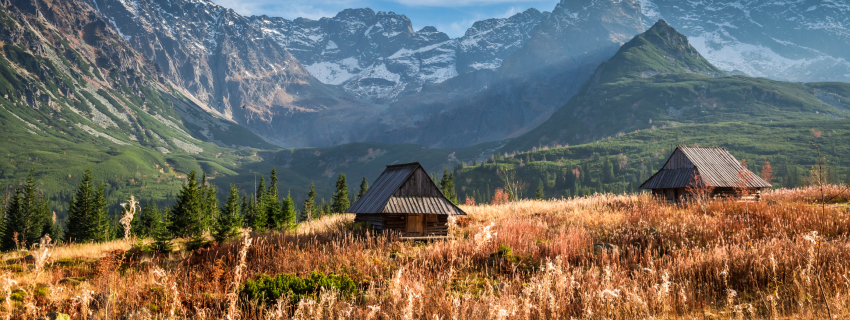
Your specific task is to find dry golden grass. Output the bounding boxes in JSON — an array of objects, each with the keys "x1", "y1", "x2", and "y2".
[{"x1": 2, "y1": 186, "x2": 850, "y2": 319}]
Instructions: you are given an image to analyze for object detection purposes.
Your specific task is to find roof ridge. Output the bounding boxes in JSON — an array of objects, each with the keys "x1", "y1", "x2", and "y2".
[{"x1": 385, "y1": 162, "x2": 421, "y2": 168}]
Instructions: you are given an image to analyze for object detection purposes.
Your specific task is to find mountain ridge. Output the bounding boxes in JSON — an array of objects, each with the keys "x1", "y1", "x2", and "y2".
[{"x1": 504, "y1": 19, "x2": 850, "y2": 152}]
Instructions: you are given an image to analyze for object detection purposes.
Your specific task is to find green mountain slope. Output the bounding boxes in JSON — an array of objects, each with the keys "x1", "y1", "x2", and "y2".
[
  {"x1": 503, "y1": 20, "x2": 850, "y2": 153},
  {"x1": 453, "y1": 120, "x2": 850, "y2": 202},
  {"x1": 0, "y1": 0, "x2": 278, "y2": 212}
]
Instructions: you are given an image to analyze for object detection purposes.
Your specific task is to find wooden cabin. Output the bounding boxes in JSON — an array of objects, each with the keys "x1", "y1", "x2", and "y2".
[
  {"x1": 346, "y1": 162, "x2": 466, "y2": 239},
  {"x1": 640, "y1": 146, "x2": 772, "y2": 201}
]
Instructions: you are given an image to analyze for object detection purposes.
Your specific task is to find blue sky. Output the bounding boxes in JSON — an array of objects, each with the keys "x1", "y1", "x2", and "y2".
[{"x1": 211, "y1": 0, "x2": 558, "y2": 38}]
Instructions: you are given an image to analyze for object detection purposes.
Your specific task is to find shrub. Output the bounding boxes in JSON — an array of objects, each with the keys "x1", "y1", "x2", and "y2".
[{"x1": 239, "y1": 271, "x2": 357, "y2": 305}]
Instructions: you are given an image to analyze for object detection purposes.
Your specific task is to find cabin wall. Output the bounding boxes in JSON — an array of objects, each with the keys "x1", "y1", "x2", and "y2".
[
  {"x1": 383, "y1": 214, "x2": 449, "y2": 237},
  {"x1": 663, "y1": 150, "x2": 695, "y2": 170},
  {"x1": 354, "y1": 214, "x2": 384, "y2": 232},
  {"x1": 394, "y1": 168, "x2": 443, "y2": 197}
]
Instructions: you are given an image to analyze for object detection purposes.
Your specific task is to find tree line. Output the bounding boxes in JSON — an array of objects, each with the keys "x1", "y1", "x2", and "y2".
[{"x1": 0, "y1": 168, "x2": 370, "y2": 252}]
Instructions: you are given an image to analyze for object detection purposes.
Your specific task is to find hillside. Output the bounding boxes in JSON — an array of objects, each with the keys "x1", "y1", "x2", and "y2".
[
  {"x1": 454, "y1": 119, "x2": 850, "y2": 203},
  {"x1": 504, "y1": 20, "x2": 850, "y2": 153}
]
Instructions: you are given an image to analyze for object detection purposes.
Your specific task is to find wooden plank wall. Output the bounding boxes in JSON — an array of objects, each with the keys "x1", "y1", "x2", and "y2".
[
  {"x1": 394, "y1": 168, "x2": 443, "y2": 197},
  {"x1": 354, "y1": 214, "x2": 385, "y2": 232},
  {"x1": 663, "y1": 149, "x2": 695, "y2": 170},
  {"x1": 382, "y1": 214, "x2": 449, "y2": 236}
]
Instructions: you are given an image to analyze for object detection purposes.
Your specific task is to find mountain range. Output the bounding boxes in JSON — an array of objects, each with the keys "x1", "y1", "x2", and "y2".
[{"x1": 1, "y1": 0, "x2": 850, "y2": 206}]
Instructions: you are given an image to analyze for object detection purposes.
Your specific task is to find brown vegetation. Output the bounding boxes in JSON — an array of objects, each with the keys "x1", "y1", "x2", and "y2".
[{"x1": 2, "y1": 186, "x2": 850, "y2": 319}]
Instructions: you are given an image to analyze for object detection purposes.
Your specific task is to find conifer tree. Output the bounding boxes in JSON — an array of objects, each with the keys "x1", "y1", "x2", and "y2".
[
  {"x1": 280, "y1": 190, "x2": 296, "y2": 229},
  {"x1": 322, "y1": 202, "x2": 331, "y2": 218},
  {"x1": 440, "y1": 169, "x2": 458, "y2": 204},
  {"x1": 357, "y1": 177, "x2": 369, "y2": 200},
  {"x1": 331, "y1": 173, "x2": 350, "y2": 214},
  {"x1": 133, "y1": 201, "x2": 162, "y2": 238},
  {"x1": 266, "y1": 169, "x2": 282, "y2": 229},
  {"x1": 3, "y1": 170, "x2": 53, "y2": 249},
  {"x1": 535, "y1": 182, "x2": 544, "y2": 200},
  {"x1": 150, "y1": 210, "x2": 173, "y2": 253},
  {"x1": 1, "y1": 187, "x2": 25, "y2": 250},
  {"x1": 169, "y1": 170, "x2": 203, "y2": 237},
  {"x1": 302, "y1": 182, "x2": 316, "y2": 222},
  {"x1": 240, "y1": 196, "x2": 251, "y2": 227},
  {"x1": 250, "y1": 176, "x2": 268, "y2": 232},
  {"x1": 213, "y1": 185, "x2": 242, "y2": 243},
  {"x1": 199, "y1": 173, "x2": 218, "y2": 233},
  {"x1": 604, "y1": 160, "x2": 615, "y2": 183}
]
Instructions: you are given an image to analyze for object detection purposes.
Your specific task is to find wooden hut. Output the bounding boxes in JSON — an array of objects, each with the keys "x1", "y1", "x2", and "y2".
[
  {"x1": 640, "y1": 146, "x2": 772, "y2": 201},
  {"x1": 346, "y1": 162, "x2": 466, "y2": 239}
]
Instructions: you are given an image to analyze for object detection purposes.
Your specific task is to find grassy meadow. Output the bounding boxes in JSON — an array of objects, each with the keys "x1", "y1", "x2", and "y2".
[{"x1": 2, "y1": 185, "x2": 850, "y2": 319}]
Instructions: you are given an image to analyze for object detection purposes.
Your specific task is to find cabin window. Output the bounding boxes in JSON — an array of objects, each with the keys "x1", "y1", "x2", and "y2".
[{"x1": 426, "y1": 215, "x2": 438, "y2": 223}]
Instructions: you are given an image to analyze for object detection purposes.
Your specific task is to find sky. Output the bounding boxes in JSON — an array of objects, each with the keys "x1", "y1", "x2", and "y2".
[{"x1": 210, "y1": 0, "x2": 558, "y2": 38}]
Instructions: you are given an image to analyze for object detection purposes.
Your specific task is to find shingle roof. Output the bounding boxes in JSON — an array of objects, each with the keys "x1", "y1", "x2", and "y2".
[
  {"x1": 640, "y1": 146, "x2": 772, "y2": 189},
  {"x1": 346, "y1": 162, "x2": 466, "y2": 215}
]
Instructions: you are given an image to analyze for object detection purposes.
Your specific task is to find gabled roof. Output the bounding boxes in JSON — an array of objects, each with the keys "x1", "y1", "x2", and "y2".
[
  {"x1": 346, "y1": 162, "x2": 466, "y2": 215},
  {"x1": 640, "y1": 146, "x2": 772, "y2": 189}
]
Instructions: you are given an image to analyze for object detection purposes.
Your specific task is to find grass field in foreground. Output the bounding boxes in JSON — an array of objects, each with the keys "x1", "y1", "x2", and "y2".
[{"x1": 2, "y1": 185, "x2": 850, "y2": 319}]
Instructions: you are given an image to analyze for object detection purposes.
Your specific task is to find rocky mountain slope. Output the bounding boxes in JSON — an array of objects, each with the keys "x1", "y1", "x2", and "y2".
[
  {"x1": 504, "y1": 20, "x2": 850, "y2": 152},
  {"x1": 0, "y1": 0, "x2": 276, "y2": 192},
  {"x1": 639, "y1": 0, "x2": 850, "y2": 83},
  {"x1": 249, "y1": 8, "x2": 550, "y2": 102},
  {"x1": 359, "y1": 0, "x2": 645, "y2": 148},
  {"x1": 90, "y1": 0, "x2": 384, "y2": 148}
]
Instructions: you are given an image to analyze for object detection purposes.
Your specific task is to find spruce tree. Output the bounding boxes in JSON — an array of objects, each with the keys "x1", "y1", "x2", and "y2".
[
  {"x1": 133, "y1": 201, "x2": 162, "y2": 238},
  {"x1": 251, "y1": 176, "x2": 268, "y2": 232},
  {"x1": 302, "y1": 182, "x2": 316, "y2": 222},
  {"x1": 266, "y1": 169, "x2": 281, "y2": 229},
  {"x1": 604, "y1": 160, "x2": 615, "y2": 183},
  {"x1": 213, "y1": 185, "x2": 242, "y2": 243},
  {"x1": 1, "y1": 188, "x2": 25, "y2": 250},
  {"x1": 440, "y1": 169, "x2": 458, "y2": 204},
  {"x1": 331, "y1": 173, "x2": 350, "y2": 214},
  {"x1": 150, "y1": 210, "x2": 173, "y2": 253},
  {"x1": 199, "y1": 173, "x2": 218, "y2": 233},
  {"x1": 280, "y1": 190, "x2": 296, "y2": 229},
  {"x1": 240, "y1": 196, "x2": 251, "y2": 227},
  {"x1": 357, "y1": 177, "x2": 369, "y2": 200},
  {"x1": 169, "y1": 170, "x2": 203, "y2": 237},
  {"x1": 322, "y1": 202, "x2": 331, "y2": 218},
  {"x1": 535, "y1": 182, "x2": 544, "y2": 200}
]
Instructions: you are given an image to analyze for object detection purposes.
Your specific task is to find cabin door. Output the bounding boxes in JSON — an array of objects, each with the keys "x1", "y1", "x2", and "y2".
[{"x1": 406, "y1": 214, "x2": 423, "y2": 236}]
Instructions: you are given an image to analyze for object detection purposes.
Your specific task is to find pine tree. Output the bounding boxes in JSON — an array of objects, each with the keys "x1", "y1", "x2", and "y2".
[
  {"x1": 2, "y1": 170, "x2": 52, "y2": 249},
  {"x1": 133, "y1": 201, "x2": 162, "y2": 238},
  {"x1": 199, "y1": 173, "x2": 218, "y2": 233},
  {"x1": 440, "y1": 169, "x2": 458, "y2": 204},
  {"x1": 604, "y1": 160, "x2": 615, "y2": 183},
  {"x1": 251, "y1": 176, "x2": 268, "y2": 232},
  {"x1": 331, "y1": 173, "x2": 350, "y2": 214},
  {"x1": 1, "y1": 188, "x2": 25, "y2": 250},
  {"x1": 535, "y1": 182, "x2": 544, "y2": 200},
  {"x1": 266, "y1": 169, "x2": 282, "y2": 229},
  {"x1": 150, "y1": 210, "x2": 173, "y2": 253},
  {"x1": 302, "y1": 182, "x2": 316, "y2": 222},
  {"x1": 280, "y1": 190, "x2": 296, "y2": 229},
  {"x1": 240, "y1": 196, "x2": 251, "y2": 227},
  {"x1": 213, "y1": 185, "x2": 242, "y2": 243},
  {"x1": 357, "y1": 177, "x2": 369, "y2": 200},
  {"x1": 322, "y1": 202, "x2": 331, "y2": 218},
  {"x1": 169, "y1": 170, "x2": 203, "y2": 237}
]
